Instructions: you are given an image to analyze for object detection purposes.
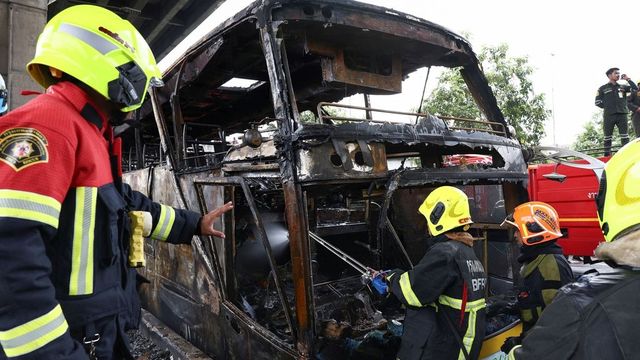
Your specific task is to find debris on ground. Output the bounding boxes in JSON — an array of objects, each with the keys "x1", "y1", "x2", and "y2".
[{"x1": 128, "y1": 329, "x2": 173, "y2": 360}]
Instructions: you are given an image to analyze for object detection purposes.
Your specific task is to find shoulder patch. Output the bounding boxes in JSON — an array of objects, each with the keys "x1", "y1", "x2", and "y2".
[{"x1": 0, "y1": 127, "x2": 49, "y2": 171}]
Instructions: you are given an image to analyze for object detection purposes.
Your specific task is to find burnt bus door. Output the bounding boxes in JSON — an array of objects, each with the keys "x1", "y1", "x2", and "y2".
[{"x1": 194, "y1": 178, "x2": 297, "y2": 359}]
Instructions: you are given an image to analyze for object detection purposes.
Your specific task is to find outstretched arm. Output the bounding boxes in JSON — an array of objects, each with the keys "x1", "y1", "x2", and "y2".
[{"x1": 199, "y1": 201, "x2": 234, "y2": 238}]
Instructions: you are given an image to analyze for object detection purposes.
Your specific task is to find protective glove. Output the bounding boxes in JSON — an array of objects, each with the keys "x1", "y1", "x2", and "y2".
[
  {"x1": 500, "y1": 336, "x2": 521, "y2": 354},
  {"x1": 364, "y1": 269, "x2": 389, "y2": 295},
  {"x1": 371, "y1": 273, "x2": 388, "y2": 295}
]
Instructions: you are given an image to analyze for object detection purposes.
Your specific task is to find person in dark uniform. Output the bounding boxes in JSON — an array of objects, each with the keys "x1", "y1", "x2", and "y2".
[
  {"x1": 627, "y1": 83, "x2": 640, "y2": 137},
  {"x1": 385, "y1": 186, "x2": 487, "y2": 360},
  {"x1": 506, "y1": 139, "x2": 640, "y2": 359},
  {"x1": 499, "y1": 202, "x2": 573, "y2": 352},
  {"x1": 594, "y1": 67, "x2": 638, "y2": 156},
  {"x1": 0, "y1": 5, "x2": 233, "y2": 360},
  {"x1": 0, "y1": 74, "x2": 7, "y2": 116}
]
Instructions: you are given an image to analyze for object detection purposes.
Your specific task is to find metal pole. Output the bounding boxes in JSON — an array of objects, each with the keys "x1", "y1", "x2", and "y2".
[
  {"x1": 416, "y1": 66, "x2": 431, "y2": 124},
  {"x1": 550, "y1": 53, "x2": 556, "y2": 146}
]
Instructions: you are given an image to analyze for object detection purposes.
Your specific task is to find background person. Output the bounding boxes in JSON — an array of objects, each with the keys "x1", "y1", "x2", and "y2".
[
  {"x1": 627, "y1": 82, "x2": 640, "y2": 137},
  {"x1": 594, "y1": 68, "x2": 637, "y2": 156},
  {"x1": 0, "y1": 5, "x2": 233, "y2": 360}
]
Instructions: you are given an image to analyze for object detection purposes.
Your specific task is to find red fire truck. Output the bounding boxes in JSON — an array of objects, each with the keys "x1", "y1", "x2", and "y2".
[{"x1": 527, "y1": 149, "x2": 608, "y2": 257}]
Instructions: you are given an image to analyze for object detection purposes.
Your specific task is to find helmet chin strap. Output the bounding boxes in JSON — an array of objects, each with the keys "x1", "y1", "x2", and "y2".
[{"x1": 109, "y1": 110, "x2": 127, "y2": 126}]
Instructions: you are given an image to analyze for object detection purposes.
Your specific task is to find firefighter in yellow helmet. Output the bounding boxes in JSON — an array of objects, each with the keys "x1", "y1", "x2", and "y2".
[
  {"x1": 385, "y1": 186, "x2": 487, "y2": 360},
  {"x1": 507, "y1": 139, "x2": 640, "y2": 359},
  {"x1": 498, "y1": 202, "x2": 573, "y2": 352},
  {"x1": 0, "y1": 5, "x2": 232, "y2": 360},
  {"x1": 0, "y1": 73, "x2": 7, "y2": 115}
]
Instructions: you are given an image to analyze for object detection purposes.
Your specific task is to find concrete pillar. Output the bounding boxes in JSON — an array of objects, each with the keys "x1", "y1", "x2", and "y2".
[{"x1": 0, "y1": 0, "x2": 47, "y2": 111}]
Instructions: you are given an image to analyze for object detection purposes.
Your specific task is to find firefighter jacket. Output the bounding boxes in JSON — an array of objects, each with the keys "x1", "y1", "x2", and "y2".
[
  {"x1": 595, "y1": 80, "x2": 638, "y2": 116},
  {"x1": 508, "y1": 268, "x2": 640, "y2": 360},
  {"x1": 0, "y1": 82, "x2": 201, "y2": 359},
  {"x1": 515, "y1": 242, "x2": 573, "y2": 334},
  {"x1": 387, "y1": 234, "x2": 487, "y2": 360}
]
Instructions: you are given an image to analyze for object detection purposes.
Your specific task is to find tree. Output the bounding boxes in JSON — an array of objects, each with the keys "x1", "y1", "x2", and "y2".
[
  {"x1": 572, "y1": 110, "x2": 636, "y2": 153},
  {"x1": 422, "y1": 43, "x2": 550, "y2": 148}
]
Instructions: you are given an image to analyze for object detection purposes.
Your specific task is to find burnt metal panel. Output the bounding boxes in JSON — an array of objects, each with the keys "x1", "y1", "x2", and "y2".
[
  {"x1": 307, "y1": 39, "x2": 402, "y2": 93},
  {"x1": 297, "y1": 141, "x2": 387, "y2": 181}
]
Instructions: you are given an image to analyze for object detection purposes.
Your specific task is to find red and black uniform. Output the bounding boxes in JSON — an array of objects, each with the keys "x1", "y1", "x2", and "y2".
[
  {"x1": 387, "y1": 235, "x2": 487, "y2": 360},
  {"x1": 0, "y1": 82, "x2": 200, "y2": 359}
]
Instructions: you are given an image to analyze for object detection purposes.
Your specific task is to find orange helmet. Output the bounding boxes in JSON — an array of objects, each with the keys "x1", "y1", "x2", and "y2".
[{"x1": 502, "y1": 201, "x2": 562, "y2": 246}]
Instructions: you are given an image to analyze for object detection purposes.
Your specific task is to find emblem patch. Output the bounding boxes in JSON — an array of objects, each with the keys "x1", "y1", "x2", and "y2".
[{"x1": 0, "y1": 128, "x2": 49, "y2": 171}]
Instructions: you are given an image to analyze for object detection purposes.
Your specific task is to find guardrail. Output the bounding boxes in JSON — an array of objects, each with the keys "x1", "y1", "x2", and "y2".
[{"x1": 316, "y1": 102, "x2": 506, "y2": 136}]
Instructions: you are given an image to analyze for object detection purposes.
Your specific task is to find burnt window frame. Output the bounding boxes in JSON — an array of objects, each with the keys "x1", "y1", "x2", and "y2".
[{"x1": 194, "y1": 177, "x2": 296, "y2": 342}]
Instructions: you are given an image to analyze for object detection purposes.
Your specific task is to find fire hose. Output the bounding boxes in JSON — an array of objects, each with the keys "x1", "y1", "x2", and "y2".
[{"x1": 308, "y1": 231, "x2": 388, "y2": 294}]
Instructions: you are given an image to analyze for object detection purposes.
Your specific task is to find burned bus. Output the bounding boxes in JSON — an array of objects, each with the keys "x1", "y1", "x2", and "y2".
[{"x1": 122, "y1": 0, "x2": 529, "y2": 358}]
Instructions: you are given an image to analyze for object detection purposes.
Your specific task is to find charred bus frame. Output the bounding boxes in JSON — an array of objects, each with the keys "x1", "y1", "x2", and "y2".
[{"x1": 122, "y1": 1, "x2": 529, "y2": 358}]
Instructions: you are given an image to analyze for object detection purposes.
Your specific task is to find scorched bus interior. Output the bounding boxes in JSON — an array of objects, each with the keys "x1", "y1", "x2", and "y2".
[{"x1": 121, "y1": 1, "x2": 529, "y2": 358}]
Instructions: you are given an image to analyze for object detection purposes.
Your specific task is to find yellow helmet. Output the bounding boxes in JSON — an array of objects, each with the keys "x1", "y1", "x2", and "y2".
[
  {"x1": 596, "y1": 139, "x2": 640, "y2": 242},
  {"x1": 419, "y1": 186, "x2": 473, "y2": 236},
  {"x1": 27, "y1": 5, "x2": 163, "y2": 112}
]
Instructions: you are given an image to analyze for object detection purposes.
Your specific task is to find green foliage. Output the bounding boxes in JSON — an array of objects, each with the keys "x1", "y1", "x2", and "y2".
[
  {"x1": 299, "y1": 110, "x2": 317, "y2": 123},
  {"x1": 422, "y1": 43, "x2": 550, "y2": 147},
  {"x1": 299, "y1": 108, "x2": 347, "y2": 124},
  {"x1": 572, "y1": 110, "x2": 636, "y2": 152}
]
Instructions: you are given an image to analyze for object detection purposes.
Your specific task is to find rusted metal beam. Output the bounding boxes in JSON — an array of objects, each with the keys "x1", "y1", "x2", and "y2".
[{"x1": 260, "y1": 12, "x2": 315, "y2": 355}]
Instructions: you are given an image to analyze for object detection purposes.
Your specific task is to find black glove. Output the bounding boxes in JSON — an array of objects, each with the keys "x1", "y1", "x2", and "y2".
[
  {"x1": 486, "y1": 298, "x2": 518, "y2": 317},
  {"x1": 501, "y1": 336, "x2": 522, "y2": 354}
]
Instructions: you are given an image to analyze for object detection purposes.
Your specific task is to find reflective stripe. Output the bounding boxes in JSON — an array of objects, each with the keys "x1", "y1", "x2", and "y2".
[
  {"x1": 59, "y1": 23, "x2": 117, "y2": 55},
  {"x1": 0, "y1": 189, "x2": 60, "y2": 228},
  {"x1": 508, "y1": 345, "x2": 522, "y2": 360},
  {"x1": 399, "y1": 272, "x2": 422, "y2": 307},
  {"x1": 458, "y1": 307, "x2": 477, "y2": 360},
  {"x1": 0, "y1": 304, "x2": 68, "y2": 358},
  {"x1": 438, "y1": 295, "x2": 486, "y2": 311},
  {"x1": 69, "y1": 187, "x2": 97, "y2": 295},
  {"x1": 151, "y1": 204, "x2": 175, "y2": 242}
]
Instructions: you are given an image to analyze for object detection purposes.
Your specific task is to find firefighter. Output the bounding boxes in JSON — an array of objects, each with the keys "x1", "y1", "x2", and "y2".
[
  {"x1": 499, "y1": 202, "x2": 573, "y2": 351},
  {"x1": 384, "y1": 186, "x2": 487, "y2": 360},
  {"x1": 0, "y1": 73, "x2": 7, "y2": 115},
  {"x1": 594, "y1": 68, "x2": 637, "y2": 156},
  {"x1": 0, "y1": 5, "x2": 233, "y2": 360},
  {"x1": 506, "y1": 139, "x2": 640, "y2": 359},
  {"x1": 627, "y1": 82, "x2": 640, "y2": 137}
]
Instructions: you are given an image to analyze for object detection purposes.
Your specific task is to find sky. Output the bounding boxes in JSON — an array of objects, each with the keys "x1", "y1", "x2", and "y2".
[{"x1": 159, "y1": 0, "x2": 640, "y2": 147}]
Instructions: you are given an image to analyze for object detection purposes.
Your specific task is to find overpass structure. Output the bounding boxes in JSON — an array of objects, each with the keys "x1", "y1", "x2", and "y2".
[{"x1": 0, "y1": 0, "x2": 222, "y2": 110}]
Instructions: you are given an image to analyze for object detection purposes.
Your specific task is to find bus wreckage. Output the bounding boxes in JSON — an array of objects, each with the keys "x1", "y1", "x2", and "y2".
[{"x1": 122, "y1": 0, "x2": 529, "y2": 358}]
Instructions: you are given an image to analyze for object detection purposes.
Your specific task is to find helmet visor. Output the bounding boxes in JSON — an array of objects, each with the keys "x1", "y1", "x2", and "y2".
[{"x1": 108, "y1": 61, "x2": 148, "y2": 109}]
